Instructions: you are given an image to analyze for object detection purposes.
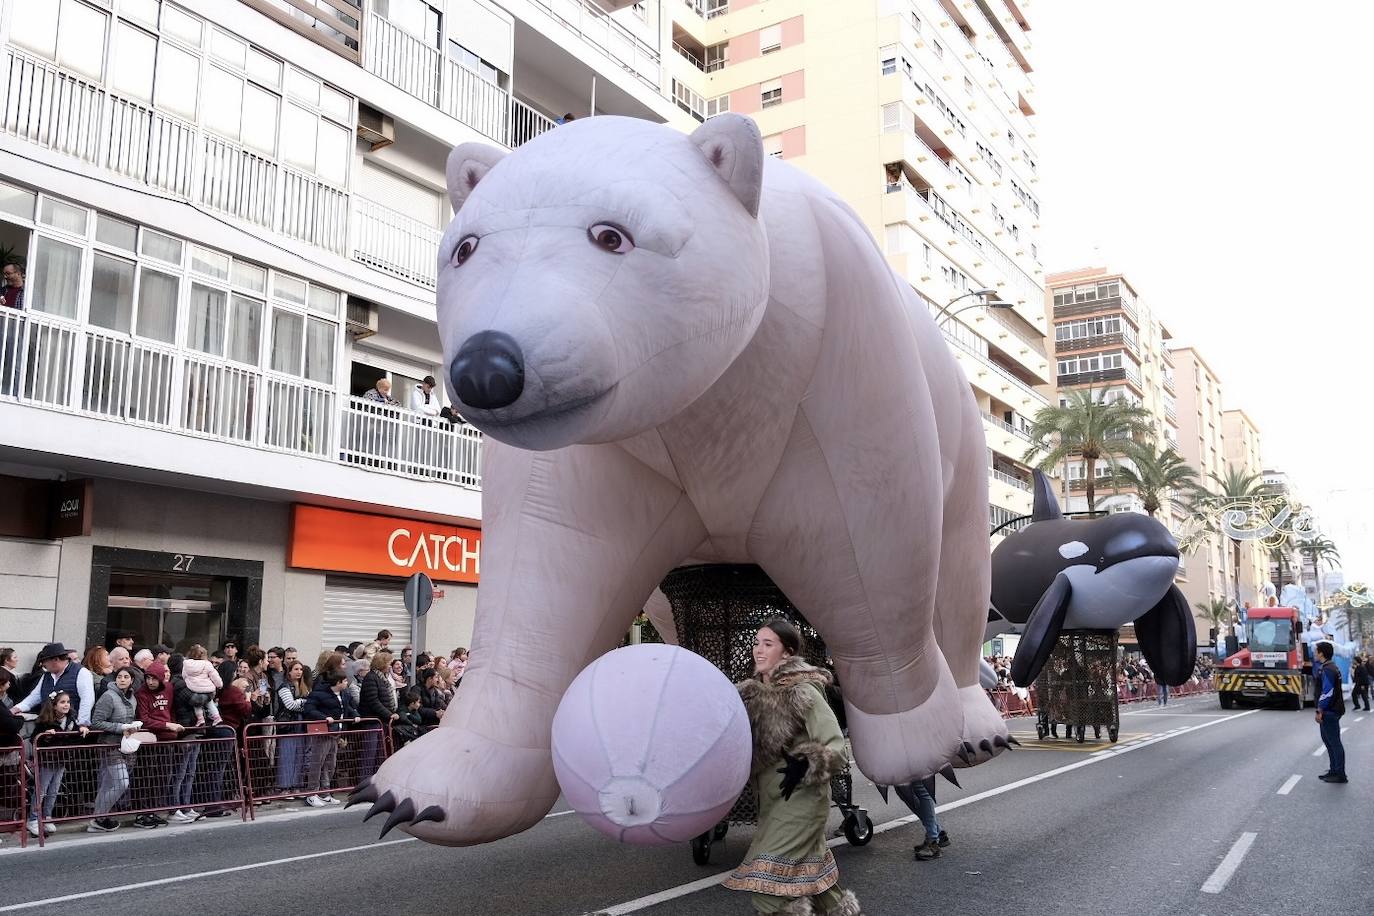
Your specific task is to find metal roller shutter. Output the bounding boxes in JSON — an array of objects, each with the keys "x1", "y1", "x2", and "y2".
[{"x1": 321, "y1": 576, "x2": 411, "y2": 653}]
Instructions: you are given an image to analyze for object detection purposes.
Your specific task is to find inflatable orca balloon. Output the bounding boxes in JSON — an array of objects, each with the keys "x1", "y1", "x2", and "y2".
[{"x1": 990, "y1": 471, "x2": 1196, "y2": 688}]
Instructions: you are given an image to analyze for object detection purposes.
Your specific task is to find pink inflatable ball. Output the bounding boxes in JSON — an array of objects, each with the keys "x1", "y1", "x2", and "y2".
[{"x1": 552, "y1": 644, "x2": 752, "y2": 846}]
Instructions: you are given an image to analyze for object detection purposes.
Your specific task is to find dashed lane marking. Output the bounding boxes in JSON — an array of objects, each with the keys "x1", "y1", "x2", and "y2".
[
  {"x1": 1200, "y1": 831, "x2": 1257, "y2": 894},
  {"x1": 1277, "y1": 775, "x2": 1301, "y2": 795}
]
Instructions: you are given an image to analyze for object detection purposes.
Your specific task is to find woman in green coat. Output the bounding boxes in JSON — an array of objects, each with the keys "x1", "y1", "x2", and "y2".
[{"x1": 723, "y1": 619, "x2": 861, "y2": 916}]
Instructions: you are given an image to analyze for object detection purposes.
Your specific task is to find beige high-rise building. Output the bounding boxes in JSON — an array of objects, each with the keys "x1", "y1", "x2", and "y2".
[
  {"x1": 1044, "y1": 268, "x2": 1180, "y2": 517},
  {"x1": 670, "y1": 0, "x2": 1052, "y2": 536},
  {"x1": 1222, "y1": 409, "x2": 1268, "y2": 606},
  {"x1": 1172, "y1": 346, "x2": 1234, "y2": 640}
]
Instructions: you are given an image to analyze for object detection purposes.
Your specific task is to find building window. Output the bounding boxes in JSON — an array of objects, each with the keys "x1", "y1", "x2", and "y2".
[
  {"x1": 759, "y1": 23, "x2": 782, "y2": 54},
  {"x1": 447, "y1": 41, "x2": 504, "y2": 86},
  {"x1": 964, "y1": 76, "x2": 973, "y2": 94},
  {"x1": 911, "y1": 12, "x2": 922, "y2": 32},
  {"x1": 760, "y1": 79, "x2": 783, "y2": 109},
  {"x1": 705, "y1": 94, "x2": 731, "y2": 118},
  {"x1": 705, "y1": 42, "x2": 728, "y2": 72},
  {"x1": 378, "y1": 0, "x2": 441, "y2": 46},
  {"x1": 763, "y1": 134, "x2": 784, "y2": 158},
  {"x1": 10, "y1": 0, "x2": 109, "y2": 80},
  {"x1": 932, "y1": 40, "x2": 943, "y2": 60}
]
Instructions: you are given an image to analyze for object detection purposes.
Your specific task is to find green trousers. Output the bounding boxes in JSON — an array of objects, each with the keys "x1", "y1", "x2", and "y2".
[{"x1": 752, "y1": 885, "x2": 846, "y2": 914}]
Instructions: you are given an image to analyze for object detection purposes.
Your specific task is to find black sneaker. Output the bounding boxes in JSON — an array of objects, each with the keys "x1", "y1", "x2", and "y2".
[
  {"x1": 150, "y1": 814, "x2": 168, "y2": 826},
  {"x1": 202, "y1": 808, "x2": 233, "y2": 818},
  {"x1": 937, "y1": 830, "x2": 951, "y2": 848},
  {"x1": 1318, "y1": 771, "x2": 1333, "y2": 779},
  {"x1": 133, "y1": 814, "x2": 161, "y2": 829},
  {"x1": 86, "y1": 817, "x2": 120, "y2": 833},
  {"x1": 1319, "y1": 773, "x2": 1349, "y2": 783}
]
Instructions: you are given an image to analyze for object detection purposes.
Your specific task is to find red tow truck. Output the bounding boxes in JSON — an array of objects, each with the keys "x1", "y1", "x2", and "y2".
[{"x1": 1214, "y1": 606, "x2": 1312, "y2": 710}]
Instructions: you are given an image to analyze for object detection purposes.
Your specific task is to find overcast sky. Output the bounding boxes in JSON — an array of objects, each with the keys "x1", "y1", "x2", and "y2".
[{"x1": 1029, "y1": 0, "x2": 1374, "y2": 586}]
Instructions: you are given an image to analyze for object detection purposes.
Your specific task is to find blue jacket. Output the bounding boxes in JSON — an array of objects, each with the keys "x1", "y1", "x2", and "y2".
[
  {"x1": 1316, "y1": 661, "x2": 1345, "y2": 715},
  {"x1": 302, "y1": 680, "x2": 358, "y2": 731}
]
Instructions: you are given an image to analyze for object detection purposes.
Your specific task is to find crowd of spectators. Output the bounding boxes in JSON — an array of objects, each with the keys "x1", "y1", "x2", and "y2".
[{"x1": 0, "y1": 633, "x2": 471, "y2": 840}]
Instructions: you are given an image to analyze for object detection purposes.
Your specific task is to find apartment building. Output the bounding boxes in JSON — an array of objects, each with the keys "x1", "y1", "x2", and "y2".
[
  {"x1": 1221, "y1": 408, "x2": 1268, "y2": 605},
  {"x1": 669, "y1": 0, "x2": 1051, "y2": 537},
  {"x1": 1044, "y1": 267, "x2": 1180, "y2": 520},
  {"x1": 0, "y1": 0, "x2": 690, "y2": 661}
]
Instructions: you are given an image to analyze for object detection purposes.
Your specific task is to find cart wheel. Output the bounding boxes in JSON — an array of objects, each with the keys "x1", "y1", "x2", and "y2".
[
  {"x1": 1036, "y1": 722, "x2": 1046, "y2": 740},
  {"x1": 691, "y1": 832, "x2": 713, "y2": 865},
  {"x1": 843, "y1": 809, "x2": 874, "y2": 847},
  {"x1": 1075, "y1": 724, "x2": 1085, "y2": 743},
  {"x1": 712, "y1": 821, "x2": 729, "y2": 842},
  {"x1": 1093, "y1": 725, "x2": 1101, "y2": 740},
  {"x1": 1108, "y1": 726, "x2": 1119, "y2": 743}
]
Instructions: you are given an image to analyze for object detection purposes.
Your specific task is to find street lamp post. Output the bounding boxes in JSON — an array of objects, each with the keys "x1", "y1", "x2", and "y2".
[{"x1": 934, "y1": 288, "x2": 1014, "y2": 327}]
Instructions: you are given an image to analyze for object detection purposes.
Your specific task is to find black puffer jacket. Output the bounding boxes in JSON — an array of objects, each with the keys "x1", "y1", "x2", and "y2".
[{"x1": 358, "y1": 670, "x2": 397, "y2": 723}]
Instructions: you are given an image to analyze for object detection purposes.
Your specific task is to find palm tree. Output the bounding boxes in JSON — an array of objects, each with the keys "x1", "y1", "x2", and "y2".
[
  {"x1": 1112, "y1": 442, "x2": 1201, "y2": 518},
  {"x1": 1195, "y1": 464, "x2": 1272, "y2": 612},
  {"x1": 1196, "y1": 596, "x2": 1233, "y2": 649},
  {"x1": 1268, "y1": 545, "x2": 1291, "y2": 594},
  {"x1": 1297, "y1": 535, "x2": 1341, "y2": 605},
  {"x1": 1023, "y1": 389, "x2": 1154, "y2": 513}
]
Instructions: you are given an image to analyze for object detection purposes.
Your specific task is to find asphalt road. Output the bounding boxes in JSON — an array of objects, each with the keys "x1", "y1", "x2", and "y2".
[{"x1": 3, "y1": 692, "x2": 1369, "y2": 916}]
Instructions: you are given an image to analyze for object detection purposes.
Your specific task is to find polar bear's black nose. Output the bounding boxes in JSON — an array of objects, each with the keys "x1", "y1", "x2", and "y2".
[{"x1": 451, "y1": 331, "x2": 525, "y2": 410}]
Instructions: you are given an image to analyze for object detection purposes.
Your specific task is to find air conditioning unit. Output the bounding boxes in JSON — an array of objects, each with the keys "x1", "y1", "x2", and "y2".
[
  {"x1": 346, "y1": 296, "x2": 379, "y2": 340},
  {"x1": 357, "y1": 104, "x2": 395, "y2": 151}
]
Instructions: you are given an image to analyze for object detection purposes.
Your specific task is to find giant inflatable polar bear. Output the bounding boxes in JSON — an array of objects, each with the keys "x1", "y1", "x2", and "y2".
[{"x1": 356, "y1": 114, "x2": 1008, "y2": 845}]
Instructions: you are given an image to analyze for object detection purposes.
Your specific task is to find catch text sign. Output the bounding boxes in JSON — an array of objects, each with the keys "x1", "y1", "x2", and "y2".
[{"x1": 288, "y1": 505, "x2": 481, "y2": 583}]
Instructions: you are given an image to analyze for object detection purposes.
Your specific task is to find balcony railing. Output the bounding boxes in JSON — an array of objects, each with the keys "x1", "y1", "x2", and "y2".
[
  {"x1": 365, "y1": 12, "x2": 442, "y2": 106},
  {"x1": 992, "y1": 468, "x2": 1031, "y2": 492},
  {"x1": 941, "y1": 325, "x2": 1049, "y2": 408},
  {"x1": 352, "y1": 197, "x2": 444, "y2": 290},
  {"x1": 527, "y1": 0, "x2": 662, "y2": 89},
  {"x1": 1052, "y1": 295, "x2": 1140, "y2": 325},
  {"x1": 0, "y1": 309, "x2": 482, "y2": 488},
  {"x1": 1057, "y1": 364, "x2": 1143, "y2": 389},
  {"x1": 681, "y1": 0, "x2": 730, "y2": 19},
  {"x1": 2, "y1": 49, "x2": 348, "y2": 257},
  {"x1": 1054, "y1": 330, "x2": 1140, "y2": 356},
  {"x1": 673, "y1": 42, "x2": 706, "y2": 71}
]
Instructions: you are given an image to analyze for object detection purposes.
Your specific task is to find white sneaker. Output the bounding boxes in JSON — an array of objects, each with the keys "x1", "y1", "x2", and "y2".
[
  {"x1": 321, "y1": 795, "x2": 341, "y2": 805},
  {"x1": 26, "y1": 820, "x2": 40, "y2": 838},
  {"x1": 171, "y1": 810, "x2": 194, "y2": 823},
  {"x1": 44, "y1": 822, "x2": 55, "y2": 836},
  {"x1": 304, "y1": 795, "x2": 326, "y2": 808}
]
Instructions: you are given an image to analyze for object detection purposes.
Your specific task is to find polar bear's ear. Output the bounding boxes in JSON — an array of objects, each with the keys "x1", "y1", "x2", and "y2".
[
  {"x1": 446, "y1": 143, "x2": 508, "y2": 212},
  {"x1": 689, "y1": 114, "x2": 764, "y2": 219}
]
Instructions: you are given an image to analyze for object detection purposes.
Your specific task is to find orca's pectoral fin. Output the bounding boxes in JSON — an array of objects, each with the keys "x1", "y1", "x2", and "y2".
[
  {"x1": 1010, "y1": 572, "x2": 1072, "y2": 687},
  {"x1": 1137, "y1": 584, "x2": 1197, "y2": 686}
]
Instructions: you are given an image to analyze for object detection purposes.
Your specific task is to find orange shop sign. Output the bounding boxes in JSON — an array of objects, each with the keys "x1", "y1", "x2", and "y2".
[{"x1": 288, "y1": 505, "x2": 480, "y2": 583}]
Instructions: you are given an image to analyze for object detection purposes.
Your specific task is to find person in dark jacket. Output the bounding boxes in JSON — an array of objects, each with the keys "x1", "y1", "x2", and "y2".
[
  {"x1": 0, "y1": 669, "x2": 23, "y2": 748},
  {"x1": 1351, "y1": 654, "x2": 1371, "y2": 712},
  {"x1": 417, "y1": 667, "x2": 447, "y2": 726},
  {"x1": 301, "y1": 670, "x2": 358, "y2": 807},
  {"x1": 273, "y1": 661, "x2": 311, "y2": 795},
  {"x1": 358, "y1": 654, "x2": 398, "y2": 780},
  {"x1": 1314, "y1": 641, "x2": 1347, "y2": 783},
  {"x1": 27, "y1": 689, "x2": 82, "y2": 836}
]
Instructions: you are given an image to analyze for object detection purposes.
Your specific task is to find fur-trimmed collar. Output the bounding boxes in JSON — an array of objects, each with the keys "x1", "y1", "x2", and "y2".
[{"x1": 737, "y1": 656, "x2": 832, "y2": 766}]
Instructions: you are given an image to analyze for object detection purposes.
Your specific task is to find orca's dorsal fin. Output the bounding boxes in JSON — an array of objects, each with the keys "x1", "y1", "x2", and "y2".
[{"x1": 1031, "y1": 470, "x2": 1062, "y2": 522}]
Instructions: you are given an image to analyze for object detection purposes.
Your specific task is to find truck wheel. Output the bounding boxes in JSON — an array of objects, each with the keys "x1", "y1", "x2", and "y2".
[
  {"x1": 1290, "y1": 694, "x2": 1303, "y2": 711},
  {"x1": 1219, "y1": 692, "x2": 1234, "y2": 710}
]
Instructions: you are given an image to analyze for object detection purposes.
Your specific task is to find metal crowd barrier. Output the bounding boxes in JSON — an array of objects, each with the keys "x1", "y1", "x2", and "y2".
[
  {"x1": 242, "y1": 717, "x2": 388, "y2": 815},
  {"x1": 0, "y1": 747, "x2": 27, "y2": 848},
  {"x1": 32, "y1": 732, "x2": 244, "y2": 846},
  {"x1": 986, "y1": 678, "x2": 1215, "y2": 720}
]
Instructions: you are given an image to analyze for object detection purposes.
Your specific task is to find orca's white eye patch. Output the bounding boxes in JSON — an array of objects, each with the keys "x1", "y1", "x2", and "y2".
[{"x1": 1059, "y1": 541, "x2": 1088, "y2": 559}]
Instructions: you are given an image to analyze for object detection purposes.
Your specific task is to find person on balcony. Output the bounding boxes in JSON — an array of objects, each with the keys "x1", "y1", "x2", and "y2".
[
  {"x1": 410, "y1": 375, "x2": 441, "y2": 418},
  {"x1": 1, "y1": 260, "x2": 23, "y2": 310},
  {"x1": 364, "y1": 377, "x2": 399, "y2": 406}
]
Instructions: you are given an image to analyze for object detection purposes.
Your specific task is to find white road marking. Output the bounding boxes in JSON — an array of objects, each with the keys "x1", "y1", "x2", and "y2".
[
  {"x1": 1276, "y1": 775, "x2": 1301, "y2": 795},
  {"x1": 1200, "y1": 831, "x2": 1257, "y2": 894},
  {"x1": 1313, "y1": 745, "x2": 1327, "y2": 756},
  {"x1": 1340, "y1": 727, "x2": 1349, "y2": 735},
  {"x1": 588, "y1": 709, "x2": 1260, "y2": 916},
  {"x1": 0, "y1": 839, "x2": 418, "y2": 911},
  {"x1": 1357, "y1": 716, "x2": 1366, "y2": 723}
]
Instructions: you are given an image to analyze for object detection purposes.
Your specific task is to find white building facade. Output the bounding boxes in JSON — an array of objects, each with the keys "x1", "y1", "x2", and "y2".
[{"x1": 0, "y1": 0, "x2": 688, "y2": 662}]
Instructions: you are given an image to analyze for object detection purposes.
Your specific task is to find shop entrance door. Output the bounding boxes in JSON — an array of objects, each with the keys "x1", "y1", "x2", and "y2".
[{"x1": 105, "y1": 572, "x2": 230, "y2": 655}]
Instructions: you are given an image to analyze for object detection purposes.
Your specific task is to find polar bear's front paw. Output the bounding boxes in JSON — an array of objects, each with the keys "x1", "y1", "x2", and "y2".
[
  {"x1": 952, "y1": 684, "x2": 1012, "y2": 767},
  {"x1": 346, "y1": 723, "x2": 558, "y2": 846}
]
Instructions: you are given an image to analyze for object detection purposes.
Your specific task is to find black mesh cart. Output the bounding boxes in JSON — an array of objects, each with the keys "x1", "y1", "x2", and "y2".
[
  {"x1": 1033, "y1": 629, "x2": 1121, "y2": 743},
  {"x1": 658, "y1": 564, "x2": 873, "y2": 865}
]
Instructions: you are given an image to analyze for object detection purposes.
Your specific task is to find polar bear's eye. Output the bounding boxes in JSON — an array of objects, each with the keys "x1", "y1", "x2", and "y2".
[
  {"x1": 588, "y1": 223, "x2": 634, "y2": 254},
  {"x1": 452, "y1": 236, "x2": 479, "y2": 267}
]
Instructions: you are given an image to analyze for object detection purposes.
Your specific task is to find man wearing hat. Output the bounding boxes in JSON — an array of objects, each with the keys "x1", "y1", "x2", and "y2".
[{"x1": 13, "y1": 642, "x2": 96, "y2": 731}]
